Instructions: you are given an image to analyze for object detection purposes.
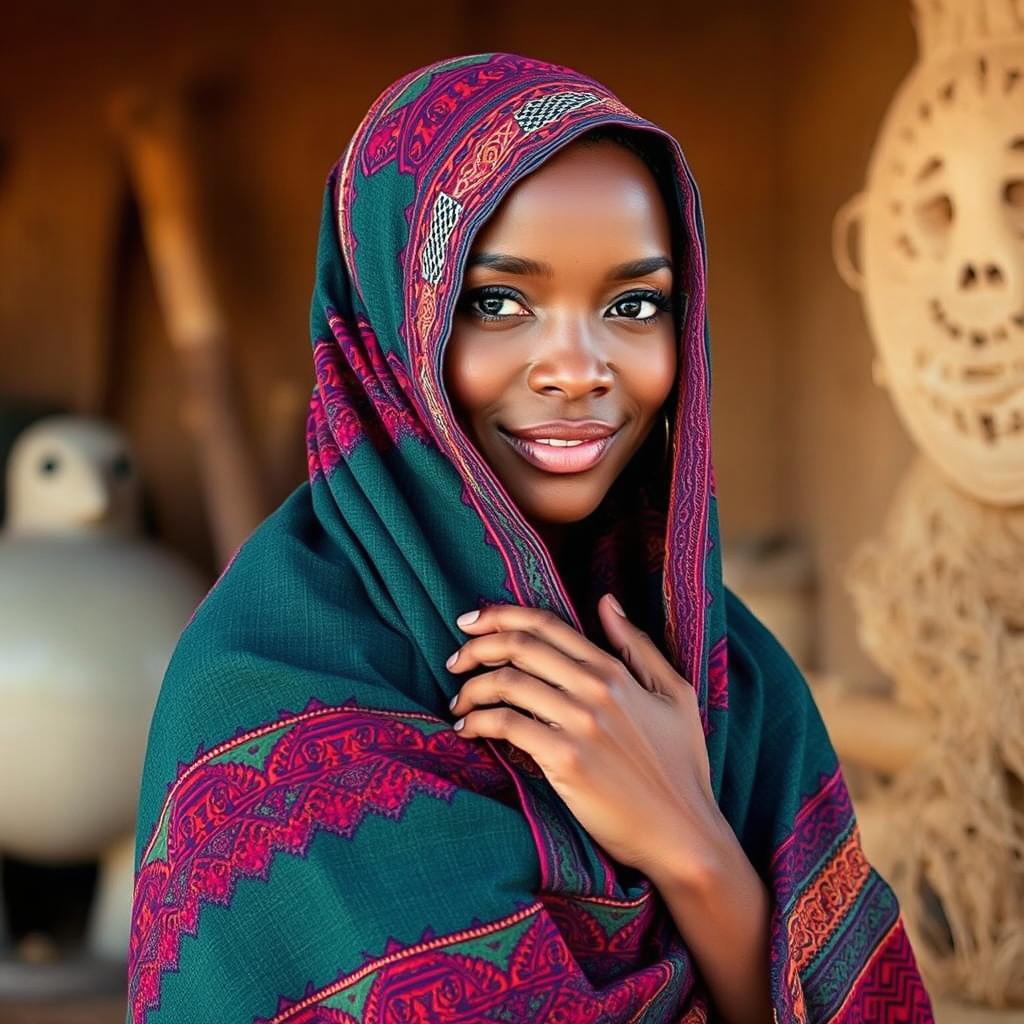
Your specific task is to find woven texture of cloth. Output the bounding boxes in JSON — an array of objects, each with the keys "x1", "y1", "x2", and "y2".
[{"x1": 127, "y1": 52, "x2": 934, "y2": 1023}]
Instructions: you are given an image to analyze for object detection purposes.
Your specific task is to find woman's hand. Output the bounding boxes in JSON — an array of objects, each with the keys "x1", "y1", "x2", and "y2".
[
  {"x1": 447, "y1": 595, "x2": 776, "y2": 1023},
  {"x1": 445, "y1": 593, "x2": 732, "y2": 886}
]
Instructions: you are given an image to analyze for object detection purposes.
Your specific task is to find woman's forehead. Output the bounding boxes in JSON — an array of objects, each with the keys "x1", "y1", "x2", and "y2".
[{"x1": 466, "y1": 142, "x2": 674, "y2": 257}]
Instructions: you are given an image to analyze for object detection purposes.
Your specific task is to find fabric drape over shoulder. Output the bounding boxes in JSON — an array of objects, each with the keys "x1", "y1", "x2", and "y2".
[{"x1": 127, "y1": 52, "x2": 934, "y2": 1023}]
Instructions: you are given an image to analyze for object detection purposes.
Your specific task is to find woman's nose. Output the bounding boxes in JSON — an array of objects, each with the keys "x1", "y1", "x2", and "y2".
[{"x1": 526, "y1": 320, "x2": 614, "y2": 399}]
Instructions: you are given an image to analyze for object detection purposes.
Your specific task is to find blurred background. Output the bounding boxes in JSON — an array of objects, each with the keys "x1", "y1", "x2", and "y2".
[
  {"x1": 1, "y1": 0, "x2": 917, "y2": 677},
  {"x1": 0, "y1": 0, "x2": 968, "y2": 1020}
]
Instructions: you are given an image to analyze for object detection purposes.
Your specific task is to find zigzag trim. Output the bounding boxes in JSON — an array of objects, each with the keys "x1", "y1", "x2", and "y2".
[
  {"x1": 128, "y1": 701, "x2": 511, "y2": 1024},
  {"x1": 258, "y1": 900, "x2": 687, "y2": 1024},
  {"x1": 824, "y1": 918, "x2": 934, "y2": 1022}
]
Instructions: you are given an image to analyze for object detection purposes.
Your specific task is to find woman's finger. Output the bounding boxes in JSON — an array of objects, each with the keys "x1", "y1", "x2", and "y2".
[
  {"x1": 455, "y1": 603, "x2": 619, "y2": 671},
  {"x1": 448, "y1": 628, "x2": 619, "y2": 707},
  {"x1": 450, "y1": 665, "x2": 590, "y2": 731},
  {"x1": 596, "y1": 593, "x2": 690, "y2": 696},
  {"x1": 452, "y1": 704, "x2": 573, "y2": 771}
]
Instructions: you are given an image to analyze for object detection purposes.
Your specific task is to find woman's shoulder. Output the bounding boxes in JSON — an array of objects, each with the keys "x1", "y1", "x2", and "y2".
[
  {"x1": 722, "y1": 583, "x2": 820, "y2": 712},
  {"x1": 136, "y1": 482, "x2": 422, "y2": 841},
  {"x1": 720, "y1": 581, "x2": 834, "y2": 753},
  {"x1": 717, "y1": 584, "x2": 840, "y2": 854},
  {"x1": 176, "y1": 480, "x2": 411, "y2": 672},
  {"x1": 184, "y1": 481, "x2": 358, "y2": 635}
]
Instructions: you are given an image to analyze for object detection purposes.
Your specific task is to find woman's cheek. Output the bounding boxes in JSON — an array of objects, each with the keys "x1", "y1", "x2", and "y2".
[
  {"x1": 630, "y1": 332, "x2": 677, "y2": 408},
  {"x1": 444, "y1": 330, "x2": 521, "y2": 412}
]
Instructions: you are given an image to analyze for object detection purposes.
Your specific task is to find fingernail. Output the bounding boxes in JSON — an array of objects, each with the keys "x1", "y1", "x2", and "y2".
[
  {"x1": 453, "y1": 717, "x2": 465, "y2": 731},
  {"x1": 449, "y1": 693, "x2": 458, "y2": 710},
  {"x1": 446, "y1": 650, "x2": 459, "y2": 669},
  {"x1": 456, "y1": 609, "x2": 480, "y2": 627},
  {"x1": 607, "y1": 593, "x2": 626, "y2": 617}
]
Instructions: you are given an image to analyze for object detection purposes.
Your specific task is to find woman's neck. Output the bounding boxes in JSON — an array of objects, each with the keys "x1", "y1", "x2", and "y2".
[
  {"x1": 532, "y1": 519, "x2": 568, "y2": 565},
  {"x1": 531, "y1": 519, "x2": 590, "y2": 612}
]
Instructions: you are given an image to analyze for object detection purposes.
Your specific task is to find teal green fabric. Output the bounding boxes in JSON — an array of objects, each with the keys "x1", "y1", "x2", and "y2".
[{"x1": 127, "y1": 53, "x2": 933, "y2": 1023}]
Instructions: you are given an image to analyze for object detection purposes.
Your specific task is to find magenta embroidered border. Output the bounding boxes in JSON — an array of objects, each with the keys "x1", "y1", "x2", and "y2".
[{"x1": 128, "y1": 702, "x2": 513, "y2": 1024}]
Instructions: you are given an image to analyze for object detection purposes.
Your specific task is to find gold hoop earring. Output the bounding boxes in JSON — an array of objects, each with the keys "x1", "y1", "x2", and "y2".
[{"x1": 661, "y1": 410, "x2": 671, "y2": 465}]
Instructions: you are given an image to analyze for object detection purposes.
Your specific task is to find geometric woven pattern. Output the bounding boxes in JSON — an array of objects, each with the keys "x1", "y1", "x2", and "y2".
[
  {"x1": 513, "y1": 90, "x2": 601, "y2": 133},
  {"x1": 419, "y1": 191, "x2": 462, "y2": 284}
]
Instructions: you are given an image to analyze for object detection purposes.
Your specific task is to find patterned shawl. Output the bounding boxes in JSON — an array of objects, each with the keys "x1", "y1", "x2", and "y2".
[{"x1": 127, "y1": 53, "x2": 934, "y2": 1023}]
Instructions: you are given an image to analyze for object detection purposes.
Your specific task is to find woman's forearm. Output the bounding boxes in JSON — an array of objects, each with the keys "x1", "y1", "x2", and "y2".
[{"x1": 645, "y1": 811, "x2": 775, "y2": 1024}]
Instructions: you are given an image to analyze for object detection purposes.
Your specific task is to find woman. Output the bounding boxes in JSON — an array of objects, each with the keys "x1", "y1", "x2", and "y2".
[{"x1": 127, "y1": 53, "x2": 934, "y2": 1023}]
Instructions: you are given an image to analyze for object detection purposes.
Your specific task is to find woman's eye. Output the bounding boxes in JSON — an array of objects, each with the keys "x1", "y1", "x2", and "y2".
[
  {"x1": 459, "y1": 288, "x2": 668, "y2": 321},
  {"x1": 608, "y1": 294, "x2": 662, "y2": 320},
  {"x1": 472, "y1": 294, "x2": 528, "y2": 318}
]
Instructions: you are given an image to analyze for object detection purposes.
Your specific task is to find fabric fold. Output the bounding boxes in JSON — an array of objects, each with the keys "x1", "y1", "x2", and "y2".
[{"x1": 127, "y1": 51, "x2": 934, "y2": 1023}]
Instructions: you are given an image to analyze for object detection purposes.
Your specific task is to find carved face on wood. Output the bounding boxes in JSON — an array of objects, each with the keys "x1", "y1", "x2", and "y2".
[{"x1": 838, "y1": 39, "x2": 1024, "y2": 504}]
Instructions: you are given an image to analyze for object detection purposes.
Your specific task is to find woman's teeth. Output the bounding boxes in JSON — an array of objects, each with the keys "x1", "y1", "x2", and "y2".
[{"x1": 500, "y1": 428, "x2": 618, "y2": 474}]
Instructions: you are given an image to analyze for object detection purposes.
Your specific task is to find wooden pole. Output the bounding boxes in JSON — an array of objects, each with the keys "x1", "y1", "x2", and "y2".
[{"x1": 107, "y1": 87, "x2": 267, "y2": 566}]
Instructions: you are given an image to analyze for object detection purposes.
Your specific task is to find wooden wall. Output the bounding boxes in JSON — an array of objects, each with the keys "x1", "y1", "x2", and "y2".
[{"x1": 0, "y1": 0, "x2": 921, "y2": 683}]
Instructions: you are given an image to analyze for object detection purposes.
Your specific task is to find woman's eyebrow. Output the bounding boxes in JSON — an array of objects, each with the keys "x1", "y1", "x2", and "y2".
[
  {"x1": 607, "y1": 256, "x2": 673, "y2": 280},
  {"x1": 466, "y1": 252, "x2": 547, "y2": 276},
  {"x1": 465, "y1": 252, "x2": 672, "y2": 280}
]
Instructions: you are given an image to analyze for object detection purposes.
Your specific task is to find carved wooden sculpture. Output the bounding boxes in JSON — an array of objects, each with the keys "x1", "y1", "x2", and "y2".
[{"x1": 832, "y1": 0, "x2": 1024, "y2": 1009}]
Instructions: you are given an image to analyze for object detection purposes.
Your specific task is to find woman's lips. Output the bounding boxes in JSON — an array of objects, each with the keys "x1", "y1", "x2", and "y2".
[{"x1": 499, "y1": 427, "x2": 620, "y2": 473}]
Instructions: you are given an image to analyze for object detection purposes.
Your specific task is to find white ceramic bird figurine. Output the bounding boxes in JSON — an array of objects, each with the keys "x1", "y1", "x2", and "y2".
[{"x1": 0, "y1": 414, "x2": 207, "y2": 964}]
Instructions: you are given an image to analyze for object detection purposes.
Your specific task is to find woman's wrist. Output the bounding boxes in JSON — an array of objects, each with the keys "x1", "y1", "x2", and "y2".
[
  {"x1": 641, "y1": 801, "x2": 741, "y2": 897},
  {"x1": 644, "y1": 805, "x2": 775, "y2": 1024}
]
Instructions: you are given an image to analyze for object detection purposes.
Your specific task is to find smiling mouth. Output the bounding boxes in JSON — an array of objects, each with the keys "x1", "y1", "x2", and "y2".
[
  {"x1": 498, "y1": 427, "x2": 621, "y2": 473},
  {"x1": 929, "y1": 298, "x2": 1024, "y2": 349}
]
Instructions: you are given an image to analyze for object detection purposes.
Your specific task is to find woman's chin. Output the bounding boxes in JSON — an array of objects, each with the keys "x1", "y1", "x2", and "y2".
[{"x1": 508, "y1": 485, "x2": 611, "y2": 527}]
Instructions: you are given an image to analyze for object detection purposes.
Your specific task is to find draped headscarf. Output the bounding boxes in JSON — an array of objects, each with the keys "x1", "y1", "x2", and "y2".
[{"x1": 127, "y1": 52, "x2": 934, "y2": 1022}]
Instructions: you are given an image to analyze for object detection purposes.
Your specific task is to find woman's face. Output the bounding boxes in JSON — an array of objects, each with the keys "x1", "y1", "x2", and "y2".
[{"x1": 442, "y1": 140, "x2": 678, "y2": 530}]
